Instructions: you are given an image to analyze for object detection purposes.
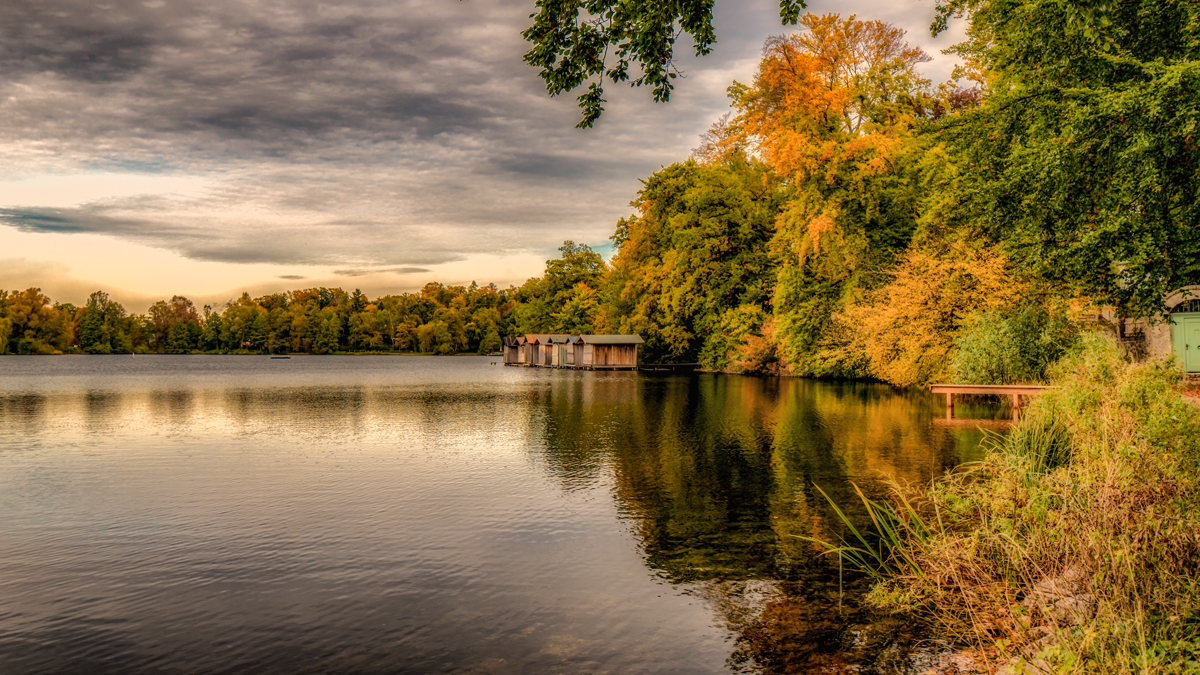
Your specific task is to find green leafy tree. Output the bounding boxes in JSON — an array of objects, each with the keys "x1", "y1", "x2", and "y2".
[
  {"x1": 78, "y1": 290, "x2": 125, "y2": 354},
  {"x1": 201, "y1": 309, "x2": 223, "y2": 351},
  {"x1": 248, "y1": 311, "x2": 269, "y2": 351},
  {"x1": 480, "y1": 327, "x2": 503, "y2": 354},
  {"x1": 552, "y1": 283, "x2": 602, "y2": 334},
  {"x1": 604, "y1": 157, "x2": 780, "y2": 364},
  {"x1": 432, "y1": 321, "x2": 455, "y2": 355},
  {"x1": 951, "y1": 303, "x2": 1080, "y2": 385},
  {"x1": 523, "y1": 0, "x2": 808, "y2": 127},
  {"x1": 314, "y1": 311, "x2": 341, "y2": 354},
  {"x1": 935, "y1": 0, "x2": 1200, "y2": 317},
  {"x1": 165, "y1": 321, "x2": 199, "y2": 353}
]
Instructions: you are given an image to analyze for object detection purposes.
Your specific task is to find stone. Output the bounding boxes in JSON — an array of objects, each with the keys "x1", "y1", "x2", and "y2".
[
  {"x1": 1030, "y1": 566, "x2": 1086, "y2": 598},
  {"x1": 1021, "y1": 566, "x2": 1090, "y2": 612},
  {"x1": 1050, "y1": 593, "x2": 1094, "y2": 625}
]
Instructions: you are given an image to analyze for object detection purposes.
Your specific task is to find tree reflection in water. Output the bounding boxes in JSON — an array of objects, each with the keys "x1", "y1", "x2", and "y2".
[{"x1": 532, "y1": 371, "x2": 997, "y2": 673}]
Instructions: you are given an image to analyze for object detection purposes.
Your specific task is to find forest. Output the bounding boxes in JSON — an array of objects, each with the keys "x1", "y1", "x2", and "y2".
[
  {"x1": 522, "y1": 2, "x2": 1200, "y2": 387},
  {"x1": 4, "y1": 1, "x2": 1199, "y2": 392}
]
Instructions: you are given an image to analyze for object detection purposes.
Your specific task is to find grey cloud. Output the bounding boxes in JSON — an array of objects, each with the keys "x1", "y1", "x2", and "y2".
[
  {"x1": 0, "y1": 0, "x2": 524, "y2": 149},
  {"x1": 0, "y1": 207, "x2": 166, "y2": 237},
  {"x1": 333, "y1": 267, "x2": 430, "y2": 277},
  {"x1": 0, "y1": 0, "x2": 956, "y2": 272},
  {"x1": 277, "y1": 275, "x2": 306, "y2": 280},
  {"x1": 0, "y1": 203, "x2": 467, "y2": 267}
]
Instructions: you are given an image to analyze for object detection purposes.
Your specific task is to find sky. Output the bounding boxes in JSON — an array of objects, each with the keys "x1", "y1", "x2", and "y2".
[{"x1": 0, "y1": 0, "x2": 966, "y2": 312}]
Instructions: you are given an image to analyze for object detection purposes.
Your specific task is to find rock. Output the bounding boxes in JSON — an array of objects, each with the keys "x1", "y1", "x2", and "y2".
[
  {"x1": 1028, "y1": 625, "x2": 1054, "y2": 639},
  {"x1": 1021, "y1": 566, "x2": 1090, "y2": 613},
  {"x1": 1050, "y1": 593, "x2": 1094, "y2": 625},
  {"x1": 1031, "y1": 566, "x2": 1086, "y2": 598}
]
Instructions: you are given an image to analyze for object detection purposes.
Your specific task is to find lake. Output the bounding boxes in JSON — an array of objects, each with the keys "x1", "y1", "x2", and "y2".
[{"x1": 0, "y1": 355, "x2": 1003, "y2": 674}]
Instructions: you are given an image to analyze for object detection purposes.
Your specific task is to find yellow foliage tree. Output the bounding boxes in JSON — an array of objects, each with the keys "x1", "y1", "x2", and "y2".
[{"x1": 840, "y1": 243, "x2": 1026, "y2": 387}]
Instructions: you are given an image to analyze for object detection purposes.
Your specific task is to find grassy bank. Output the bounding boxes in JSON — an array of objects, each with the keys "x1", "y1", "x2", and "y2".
[{"x1": 835, "y1": 334, "x2": 1200, "y2": 673}]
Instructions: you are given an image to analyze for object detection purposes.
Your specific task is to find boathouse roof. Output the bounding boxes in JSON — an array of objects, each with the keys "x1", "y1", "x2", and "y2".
[
  {"x1": 523, "y1": 334, "x2": 571, "y2": 344},
  {"x1": 573, "y1": 334, "x2": 645, "y2": 345}
]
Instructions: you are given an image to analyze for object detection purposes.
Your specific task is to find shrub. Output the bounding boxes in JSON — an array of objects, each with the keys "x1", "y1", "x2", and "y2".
[{"x1": 951, "y1": 303, "x2": 1079, "y2": 384}]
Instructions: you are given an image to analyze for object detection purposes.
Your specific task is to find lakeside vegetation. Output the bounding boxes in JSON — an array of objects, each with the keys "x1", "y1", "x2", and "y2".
[
  {"x1": 530, "y1": 1, "x2": 1200, "y2": 671},
  {"x1": 518, "y1": 1, "x2": 1199, "y2": 387},
  {"x1": 823, "y1": 335, "x2": 1200, "y2": 673}
]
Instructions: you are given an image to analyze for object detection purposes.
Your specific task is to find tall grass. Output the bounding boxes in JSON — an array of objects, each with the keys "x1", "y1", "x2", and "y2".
[
  {"x1": 809, "y1": 333, "x2": 1200, "y2": 672},
  {"x1": 799, "y1": 482, "x2": 934, "y2": 584}
]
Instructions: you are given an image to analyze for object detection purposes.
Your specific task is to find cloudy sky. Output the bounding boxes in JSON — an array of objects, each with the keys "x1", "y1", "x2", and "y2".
[{"x1": 0, "y1": 0, "x2": 965, "y2": 311}]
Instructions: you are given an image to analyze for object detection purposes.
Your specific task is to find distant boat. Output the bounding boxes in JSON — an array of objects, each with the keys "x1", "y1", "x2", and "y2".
[
  {"x1": 487, "y1": 352, "x2": 503, "y2": 357},
  {"x1": 270, "y1": 355, "x2": 291, "y2": 360}
]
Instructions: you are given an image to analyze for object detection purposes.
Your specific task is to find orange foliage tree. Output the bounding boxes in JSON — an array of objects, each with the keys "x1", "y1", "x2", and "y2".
[{"x1": 722, "y1": 14, "x2": 954, "y2": 376}]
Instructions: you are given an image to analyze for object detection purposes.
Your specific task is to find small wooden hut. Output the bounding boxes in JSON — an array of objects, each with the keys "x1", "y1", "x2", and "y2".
[
  {"x1": 572, "y1": 335, "x2": 644, "y2": 370},
  {"x1": 503, "y1": 336, "x2": 521, "y2": 365},
  {"x1": 520, "y1": 334, "x2": 571, "y2": 367}
]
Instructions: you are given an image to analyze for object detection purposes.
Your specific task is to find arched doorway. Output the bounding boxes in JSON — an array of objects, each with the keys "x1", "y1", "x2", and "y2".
[{"x1": 1170, "y1": 297, "x2": 1200, "y2": 373}]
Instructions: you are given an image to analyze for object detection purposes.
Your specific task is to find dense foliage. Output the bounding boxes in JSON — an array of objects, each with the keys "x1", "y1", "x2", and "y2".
[
  {"x1": 855, "y1": 335, "x2": 1200, "y2": 672},
  {"x1": 513, "y1": 4, "x2": 1200, "y2": 380}
]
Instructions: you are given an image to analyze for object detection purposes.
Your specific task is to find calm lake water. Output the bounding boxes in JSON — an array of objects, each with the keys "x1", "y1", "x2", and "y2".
[{"x1": 0, "y1": 356, "x2": 1004, "y2": 674}]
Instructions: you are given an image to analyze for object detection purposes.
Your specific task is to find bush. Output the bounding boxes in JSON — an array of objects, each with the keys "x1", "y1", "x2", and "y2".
[{"x1": 951, "y1": 303, "x2": 1079, "y2": 384}]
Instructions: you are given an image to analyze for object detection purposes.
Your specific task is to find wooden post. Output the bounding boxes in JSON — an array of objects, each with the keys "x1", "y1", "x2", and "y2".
[{"x1": 945, "y1": 392, "x2": 954, "y2": 419}]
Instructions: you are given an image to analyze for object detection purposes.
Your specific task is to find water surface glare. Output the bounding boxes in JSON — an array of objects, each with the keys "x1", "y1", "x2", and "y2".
[{"x1": 0, "y1": 355, "x2": 1002, "y2": 673}]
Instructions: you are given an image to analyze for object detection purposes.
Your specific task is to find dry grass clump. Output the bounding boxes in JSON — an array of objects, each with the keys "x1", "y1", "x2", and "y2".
[{"x1": 827, "y1": 334, "x2": 1200, "y2": 672}]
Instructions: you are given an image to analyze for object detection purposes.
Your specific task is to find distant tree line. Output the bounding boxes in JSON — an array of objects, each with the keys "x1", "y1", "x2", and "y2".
[{"x1": 0, "y1": 283, "x2": 516, "y2": 355}]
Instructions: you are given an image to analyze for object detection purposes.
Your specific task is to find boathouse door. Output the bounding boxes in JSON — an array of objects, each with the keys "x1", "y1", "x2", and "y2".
[
  {"x1": 1186, "y1": 318, "x2": 1200, "y2": 372},
  {"x1": 1171, "y1": 310, "x2": 1200, "y2": 372}
]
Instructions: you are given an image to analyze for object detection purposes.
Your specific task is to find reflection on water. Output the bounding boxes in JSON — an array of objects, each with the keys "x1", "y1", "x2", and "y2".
[{"x1": 0, "y1": 356, "x2": 1003, "y2": 674}]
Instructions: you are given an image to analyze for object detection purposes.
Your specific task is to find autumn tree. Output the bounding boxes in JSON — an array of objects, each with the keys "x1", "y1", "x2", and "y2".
[
  {"x1": 149, "y1": 295, "x2": 201, "y2": 352},
  {"x1": 838, "y1": 243, "x2": 1025, "y2": 386},
  {"x1": 723, "y1": 14, "x2": 949, "y2": 375}
]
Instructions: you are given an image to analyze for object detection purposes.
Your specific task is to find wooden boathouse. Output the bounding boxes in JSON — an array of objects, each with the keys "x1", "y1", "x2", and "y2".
[{"x1": 503, "y1": 334, "x2": 644, "y2": 370}]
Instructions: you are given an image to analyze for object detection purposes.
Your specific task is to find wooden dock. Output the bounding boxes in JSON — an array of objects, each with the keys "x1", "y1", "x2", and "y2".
[
  {"x1": 638, "y1": 363, "x2": 699, "y2": 373},
  {"x1": 930, "y1": 384, "x2": 1055, "y2": 420}
]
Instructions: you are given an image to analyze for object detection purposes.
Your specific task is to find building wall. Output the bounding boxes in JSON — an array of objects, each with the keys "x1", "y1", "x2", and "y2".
[
  {"x1": 591, "y1": 344, "x2": 637, "y2": 366},
  {"x1": 1149, "y1": 285, "x2": 1200, "y2": 361}
]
